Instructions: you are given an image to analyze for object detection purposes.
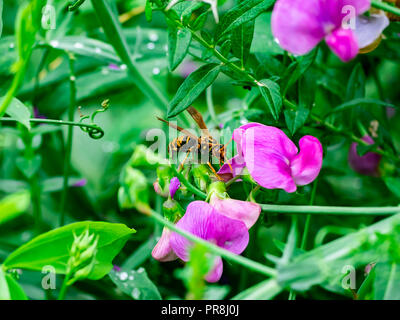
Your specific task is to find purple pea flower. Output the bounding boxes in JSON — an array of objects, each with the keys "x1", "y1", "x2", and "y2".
[
  {"x1": 348, "y1": 135, "x2": 381, "y2": 176},
  {"x1": 152, "y1": 227, "x2": 178, "y2": 262},
  {"x1": 218, "y1": 123, "x2": 323, "y2": 193},
  {"x1": 73, "y1": 178, "x2": 87, "y2": 187},
  {"x1": 169, "y1": 177, "x2": 180, "y2": 199},
  {"x1": 170, "y1": 201, "x2": 249, "y2": 282},
  {"x1": 209, "y1": 194, "x2": 261, "y2": 229},
  {"x1": 271, "y1": 0, "x2": 371, "y2": 62}
]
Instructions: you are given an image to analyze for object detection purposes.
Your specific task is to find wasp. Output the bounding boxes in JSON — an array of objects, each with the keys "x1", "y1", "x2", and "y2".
[{"x1": 157, "y1": 107, "x2": 232, "y2": 180}]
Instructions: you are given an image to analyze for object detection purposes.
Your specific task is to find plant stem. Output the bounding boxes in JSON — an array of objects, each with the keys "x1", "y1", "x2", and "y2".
[
  {"x1": 58, "y1": 273, "x2": 71, "y2": 300},
  {"x1": 146, "y1": 207, "x2": 277, "y2": 278},
  {"x1": 371, "y1": 0, "x2": 400, "y2": 16},
  {"x1": 260, "y1": 203, "x2": 400, "y2": 215},
  {"x1": 59, "y1": 55, "x2": 77, "y2": 226},
  {"x1": 171, "y1": 165, "x2": 207, "y2": 199},
  {"x1": 206, "y1": 86, "x2": 219, "y2": 125},
  {"x1": 0, "y1": 118, "x2": 105, "y2": 138}
]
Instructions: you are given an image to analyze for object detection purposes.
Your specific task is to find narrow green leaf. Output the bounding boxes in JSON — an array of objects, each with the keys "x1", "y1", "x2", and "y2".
[
  {"x1": 0, "y1": 268, "x2": 10, "y2": 300},
  {"x1": 384, "y1": 177, "x2": 400, "y2": 199},
  {"x1": 167, "y1": 25, "x2": 192, "y2": 71},
  {"x1": 168, "y1": 63, "x2": 221, "y2": 118},
  {"x1": 0, "y1": 0, "x2": 3, "y2": 38},
  {"x1": 374, "y1": 262, "x2": 400, "y2": 300},
  {"x1": 231, "y1": 278, "x2": 282, "y2": 300},
  {"x1": 109, "y1": 267, "x2": 161, "y2": 300},
  {"x1": 257, "y1": 79, "x2": 282, "y2": 121},
  {"x1": 3, "y1": 221, "x2": 135, "y2": 280},
  {"x1": 215, "y1": 0, "x2": 274, "y2": 40},
  {"x1": 330, "y1": 98, "x2": 397, "y2": 114},
  {"x1": 0, "y1": 191, "x2": 30, "y2": 226},
  {"x1": 1, "y1": 97, "x2": 31, "y2": 129},
  {"x1": 145, "y1": 0, "x2": 153, "y2": 22},
  {"x1": 231, "y1": 20, "x2": 255, "y2": 66},
  {"x1": 284, "y1": 105, "x2": 310, "y2": 135},
  {"x1": 346, "y1": 63, "x2": 366, "y2": 100},
  {"x1": 4, "y1": 274, "x2": 28, "y2": 300}
]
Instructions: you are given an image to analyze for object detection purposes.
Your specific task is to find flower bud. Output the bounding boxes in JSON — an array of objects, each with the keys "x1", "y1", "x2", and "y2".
[
  {"x1": 118, "y1": 167, "x2": 149, "y2": 210},
  {"x1": 191, "y1": 165, "x2": 211, "y2": 192},
  {"x1": 129, "y1": 144, "x2": 165, "y2": 168},
  {"x1": 162, "y1": 198, "x2": 184, "y2": 222},
  {"x1": 348, "y1": 136, "x2": 381, "y2": 176}
]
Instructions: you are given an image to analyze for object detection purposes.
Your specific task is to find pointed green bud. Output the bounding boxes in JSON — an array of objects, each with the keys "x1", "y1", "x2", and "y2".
[
  {"x1": 162, "y1": 199, "x2": 184, "y2": 223},
  {"x1": 191, "y1": 165, "x2": 211, "y2": 192},
  {"x1": 118, "y1": 167, "x2": 149, "y2": 210},
  {"x1": 207, "y1": 181, "x2": 228, "y2": 200},
  {"x1": 129, "y1": 145, "x2": 165, "y2": 168}
]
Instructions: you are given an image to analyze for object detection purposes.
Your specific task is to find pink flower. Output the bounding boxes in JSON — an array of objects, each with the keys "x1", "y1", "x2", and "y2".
[
  {"x1": 348, "y1": 135, "x2": 381, "y2": 176},
  {"x1": 209, "y1": 194, "x2": 261, "y2": 229},
  {"x1": 169, "y1": 177, "x2": 180, "y2": 199},
  {"x1": 271, "y1": 0, "x2": 371, "y2": 62},
  {"x1": 152, "y1": 227, "x2": 178, "y2": 262},
  {"x1": 219, "y1": 123, "x2": 323, "y2": 193},
  {"x1": 170, "y1": 201, "x2": 249, "y2": 282}
]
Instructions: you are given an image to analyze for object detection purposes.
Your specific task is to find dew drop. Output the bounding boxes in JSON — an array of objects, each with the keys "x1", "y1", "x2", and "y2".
[
  {"x1": 119, "y1": 271, "x2": 128, "y2": 281},
  {"x1": 50, "y1": 40, "x2": 59, "y2": 48},
  {"x1": 129, "y1": 275, "x2": 134, "y2": 281},
  {"x1": 152, "y1": 67, "x2": 160, "y2": 75},
  {"x1": 120, "y1": 64, "x2": 127, "y2": 70},
  {"x1": 74, "y1": 42, "x2": 84, "y2": 49},
  {"x1": 9, "y1": 43, "x2": 15, "y2": 49},
  {"x1": 95, "y1": 47, "x2": 102, "y2": 54},
  {"x1": 147, "y1": 42, "x2": 155, "y2": 50},
  {"x1": 132, "y1": 288, "x2": 140, "y2": 299},
  {"x1": 137, "y1": 267, "x2": 145, "y2": 274},
  {"x1": 149, "y1": 33, "x2": 159, "y2": 42}
]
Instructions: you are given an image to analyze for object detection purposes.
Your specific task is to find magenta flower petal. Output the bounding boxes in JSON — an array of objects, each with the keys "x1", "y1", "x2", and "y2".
[
  {"x1": 325, "y1": 28, "x2": 359, "y2": 62},
  {"x1": 240, "y1": 124, "x2": 299, "y2": 192},
  {"x1": 217, "y1": 155, "x2": 246, "y2": 181},
  {"x1": 343, "y1": 0, "x2": 371, "y2": 15},
  {"x1": 290, "y1": 136, "x2": 323, "y2": 186},
  {"x1": 348, "y1": 135, "x2": 381, "y2": 176},
  {"x1": 171, "y1": 201, "x2": 249, "y2": 261},
  {"x1": 271, "y1": 0, "x2": 326, "y2": 55},
  {"x1": 169, "y1": 177, "x2": 180, "y2": 199},
  {"x1": 152, "y1": 227, "x2": 178, "y2": 262},
  {"x1": 205, "y1": 256, "x2": 223, "y2": 283},
  {"x1": 210, "y1": 195, "x2": 261, "y2": 229}
]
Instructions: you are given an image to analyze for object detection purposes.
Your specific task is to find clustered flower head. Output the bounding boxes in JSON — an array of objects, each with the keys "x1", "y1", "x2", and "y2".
[
  {"x1": 152, "y1": 122, "x2": 323, "y2": 283},
  {"x1": 271, "y1": 0, "x2": 389, "y2": 62}
]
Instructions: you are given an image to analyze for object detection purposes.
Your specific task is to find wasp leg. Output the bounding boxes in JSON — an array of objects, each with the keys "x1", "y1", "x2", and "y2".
[
  {"x1": 178, "y1": 151, "x2": 191, "y2": 171},
  {"x1": 207, "y1": 162, "x2": 224, "y2": 181}
]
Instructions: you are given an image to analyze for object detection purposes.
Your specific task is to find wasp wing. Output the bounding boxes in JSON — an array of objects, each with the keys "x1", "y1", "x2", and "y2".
[{"x1": 186, "y1": 106, "x2": 211, "y2": 137}]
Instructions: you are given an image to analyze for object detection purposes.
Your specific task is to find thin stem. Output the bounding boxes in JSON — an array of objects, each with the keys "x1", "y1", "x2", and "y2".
[
  {"x1": 300, "y1": 180, "x2": 318, "y2": 250},
  {"x1": 146, "y1": 207, "x2": 277, "y2": 278},
  {"x1": 58, "y1": 273, "x2": 71, "y2": 300},
  {"x1": 0, "y1": 118, "x2": 105, "y2": 138},
  {"x1": 260, "y1": 204, "x2": 400, "y2": 215},
  {"x1": 371, "y1": 0, "x2": 400, "y2": 16},
  {"x1": 171, "y1": 165, "x2": 207, "y2": 199},
  {"x1": 59, "y1": 55, "x2": 77, "y2": 226}
]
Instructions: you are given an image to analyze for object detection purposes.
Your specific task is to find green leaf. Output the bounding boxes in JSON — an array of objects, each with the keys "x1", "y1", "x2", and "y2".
[
  {"x1": 278, "y1": 214, "x2": 400, "y2": 292},
  {"x1": 284, "y1": 104, "x2": 310, "y2": 135},
  {"x1": 145, "y1": 0, "x2": 153, "y2": 22},
  {"x1": 231, "y1": 20, "x2": 255, "y2": 67},
  {"x1": 384, "y1": 177, "x2": 400, "y2": 199},
  {"x1": 16, "y1": 155, "x2": 42, "y2": 179},
  {"x1": 231, "y1": 278, "x2": 282, "y2": 300},
  {"x1": 346, "y1": 63, "x2": 366, "y2": 100},
  {"x1": 215, "y1": 0, "x2": 274, "y2": 40},
  {"x1": 168, "y1": 63, "x2": 221, "y2": 118},
  {"x1": 1, "y1": 97, "x2": 31, "y2": 129},
  {"x1": 257, "y1": 79, "x2": 282, "y2": 121},
  {"x1": 282, "y1": 48, "x2": 318, "y2": 96},
  {"x1": 373, "y1": 262, "x2": 400, "y2": 300},
  {"x1": 0, "y1": 191, "x2": 30, "y2": 226},
  {"x1": 3, "y1": 221, "x2": 135, "y2": 280},
  {"x1": 0, "y1": 268, "x2": 28, "y2": 300},
  {"x1": 0, "y1": 0, "x2": 3, "y2": 38},
  {"x1": 46, "y1": 37, "x2": 119, "y2": 63},
  {"x1": 330, "y1": 98, "x2": 397, "y2": 115},
  {"x1": 167, "y1": 25, "x2": 192, "y2": 71},
  {"x1": 109, "y1": 267, "x2": 161, "y2": 300}
]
